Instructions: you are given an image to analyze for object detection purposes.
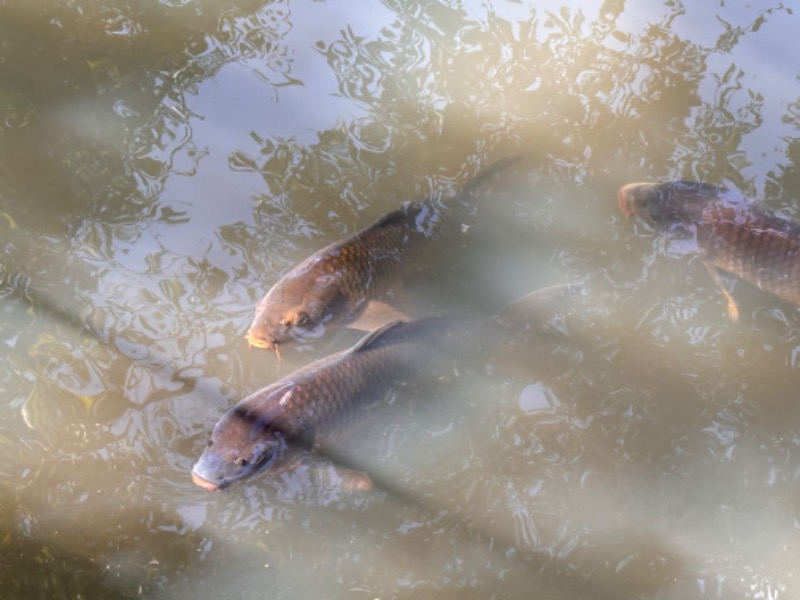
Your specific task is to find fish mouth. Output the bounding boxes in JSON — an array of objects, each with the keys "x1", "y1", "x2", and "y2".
[
  {"x1": 191, "y1": 470, "x2": 224, "y2": 492},
  {"x1": 244, "y1": 333, "x2": 281, "y2": 358},
  {"x1": 617, "y1": 183, "x2": 638, "y2": 219},
  {"x1": 244, "y1": 332, "x2": 272, "y2": 349},
  {"x1": 618, "y1": 182, "x2": 658, "y2": 220}
]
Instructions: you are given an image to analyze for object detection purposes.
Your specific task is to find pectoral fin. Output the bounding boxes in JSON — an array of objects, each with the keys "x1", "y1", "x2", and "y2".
[
  {"x1": 281, "y1": 453, "x2": 374, "y2": 493},
  {"x1": 347, "y1": 299, "x2": 410, "y2": 332},
  {"x1": 703, "y1": 262, "x2": 740, "y2": 321},
  {"x1": 328, "y1": 466, "x2": 373, "y2": 492}
]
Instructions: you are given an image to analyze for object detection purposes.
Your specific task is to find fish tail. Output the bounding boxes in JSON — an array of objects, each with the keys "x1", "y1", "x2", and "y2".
[
  {"x1": 495, "y1": 282, "x2": 584, "y2": 336},
  {"x1": 456, "y1": 155, "x2": 522, "y2": 201}
]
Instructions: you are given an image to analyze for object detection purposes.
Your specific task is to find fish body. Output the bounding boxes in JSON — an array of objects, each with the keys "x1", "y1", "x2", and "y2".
[
  {"x1": 193, "y1": 283, "x2": 582, "y2": 491},
  {"x1": 194, "y1": 317, "x2": 493, "y2": 491},
  {"x1": 246, "y1": 156, "x2": 521, "y2": 353},
  {"x1": 618, "y1": 180, "x2": 800, "y2": 317}
]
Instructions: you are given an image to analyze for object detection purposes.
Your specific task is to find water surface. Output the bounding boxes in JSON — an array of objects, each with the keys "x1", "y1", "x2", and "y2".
[{"x1": 1, "y1": 1, "x2": 799, "y2": 598}]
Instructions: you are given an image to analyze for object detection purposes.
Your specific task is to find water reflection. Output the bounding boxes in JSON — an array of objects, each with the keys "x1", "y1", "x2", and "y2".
[{"x1": 1, "y1": 0, "x2": 800, "y2": 598}]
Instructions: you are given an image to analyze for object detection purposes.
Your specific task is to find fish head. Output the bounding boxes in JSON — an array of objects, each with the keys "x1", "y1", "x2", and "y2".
[
  {"x1": 191, "y1": 404, "x2": 287, "y2": 491},
  {"x1": 618, "y1": 181, "x2": 722, "y2": 228},
  {"x1": 617, "y1": 182, "x2": 667, "y2": 224},
  {"x1": 246, "y1": 274, "x2": 345, "y2": 352}
]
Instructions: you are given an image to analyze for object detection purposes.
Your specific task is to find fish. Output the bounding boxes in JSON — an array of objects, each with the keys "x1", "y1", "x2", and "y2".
[
  {"x1": 192, "y1": 283, "x2": 581, "y2": 491},
  {"x1": 245, "y1": 156, "x2": 521, "y2": 355},
  {"x1": 618, "y1": 180, "x2": 800, "y2": 320}
]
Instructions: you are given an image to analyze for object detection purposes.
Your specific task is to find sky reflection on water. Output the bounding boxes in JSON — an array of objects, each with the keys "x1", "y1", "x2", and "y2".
[{"x1": 1, "y1": 1, "x2": 800, "y2": 598}]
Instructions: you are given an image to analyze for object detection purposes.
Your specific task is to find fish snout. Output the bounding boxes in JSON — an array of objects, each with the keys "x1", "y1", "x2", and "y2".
[
  {"x1": 191, "y1": 469, "x2": 223, "y2": 491},
  {"x1": 244, "y1": 331, "x2": 274, "y2": 349},
  {"x1": 244, "y1": 321, "x2": 284, "y2": 349},
  {"x1": 617, "y1": 182, "x2": 659, "y2": 221},
  {"x1": 617, "y1": 183, "x2": 638, "y2": 219},
  {"x1": 245, "y1": 332, "x2": 282, "y2": 359}
]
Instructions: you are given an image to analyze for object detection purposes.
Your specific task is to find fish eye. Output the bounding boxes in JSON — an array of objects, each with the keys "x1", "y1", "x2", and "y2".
[
  {"x1": 278, "y1": 317, "x2": 288, "y2": 326},
  {"x1": 295, "y1": 312, "x2": 311, "y2": 328},
  {"x1": 234, "y1": 456, "x2": 249, "y2": 467}
]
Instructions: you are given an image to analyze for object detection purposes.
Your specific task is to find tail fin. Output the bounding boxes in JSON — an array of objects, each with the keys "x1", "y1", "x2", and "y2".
[
  {"x1": 456, "y1": 155, "x2": 522, "y2": 201},
  {"x1": 495, "y1": 283, "x2": 584, "y2": 338},
  {"x1": 488, "y1": 282, "x2": 584, "y2": 378}
]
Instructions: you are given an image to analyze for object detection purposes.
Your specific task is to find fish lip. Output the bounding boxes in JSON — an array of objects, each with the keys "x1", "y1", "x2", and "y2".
[
  {"x1": 244, "y1": 333, "x2": 282, "y2": 358},
  {"x1": 618, "y1": 182, "x2": 661, "y2": 221},
  {"x1": 191, "y1": 469, "x2": 226, "y2": 491},
  {"x1": 617, "y1": 184, "x2": 636, "y2": 219},
  {"x1": 244, "y1": 333, "x2": 273, "y2": 349}
]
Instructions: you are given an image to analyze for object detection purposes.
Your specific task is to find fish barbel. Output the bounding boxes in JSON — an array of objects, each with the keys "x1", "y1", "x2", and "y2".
[
  {"x1": 193, "y1": 283, "x2": 581, "y2": 491},
  {"x1": 618, "y1": 180, "x2": 800, "y2": 320},
  {"x1": 245, "y1": 156, "x2": 521, "y2": 354}
]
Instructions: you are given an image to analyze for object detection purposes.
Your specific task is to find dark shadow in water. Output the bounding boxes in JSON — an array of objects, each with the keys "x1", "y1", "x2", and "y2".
[
  {"x1": 0, "y1": 534, "x2": 133, "y2": 599},
  {"x1": 0, "y1": 493, "x2": 211, "y2": 600}
]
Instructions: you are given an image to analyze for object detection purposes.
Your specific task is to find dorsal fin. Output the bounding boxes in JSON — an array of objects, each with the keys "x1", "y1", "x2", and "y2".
[
  {"x1": 347, "y1": 299, "x2": 410, "y2": 332},
  {"x1": 494, "y1": 282, "x2": 583, "y2": 335},
  {"x1": 358, "y1": 156, "x2": 521, "y2": 236},
  {"x1": 455, "y1": 155, "x2": 522, "y2": 199},
  {"x1": 363, "y1": 206, "x2": 410, "y2": 232},
  {"x1": 349, "y1": 319, "x2": 406, "y2": 353}
]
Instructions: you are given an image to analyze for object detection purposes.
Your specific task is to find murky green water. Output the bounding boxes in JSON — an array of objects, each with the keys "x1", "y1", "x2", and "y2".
[{"x1": 2, "y1": 1, "x2": 800, "y2": 598}]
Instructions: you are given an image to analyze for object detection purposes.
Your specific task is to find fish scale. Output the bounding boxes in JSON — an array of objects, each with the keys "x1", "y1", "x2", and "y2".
[{"x1": 706, "y1": 217, "x2": 800, "y2": 305}]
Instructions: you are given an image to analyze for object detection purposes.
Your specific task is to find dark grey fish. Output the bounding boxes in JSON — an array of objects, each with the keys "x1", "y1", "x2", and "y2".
[{"x1": 246, "y1": 156, "x2": 521, "y2": 355}]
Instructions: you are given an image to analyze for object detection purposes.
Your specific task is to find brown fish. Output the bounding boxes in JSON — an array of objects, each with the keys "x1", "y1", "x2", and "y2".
[
  {"x1": 618, "y1": 180, "x2": 800, "y2": 320},
  {"x1": 193, "y1": 284, "x2": 581, "y2": 491},
  {"x1": 246, "y1": 156, "x2": 521, "y2": 355}
]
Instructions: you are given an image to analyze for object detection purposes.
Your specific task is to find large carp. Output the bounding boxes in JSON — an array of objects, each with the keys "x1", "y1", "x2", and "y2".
[
  {"x1": 193, "y1": 284, "x2": 580, "y2": 491},
  {"x1": 246, "y1": 156, "x2": 521, "y2": 355},
  {"x1": 618, "y1": 180, "x2": 800, "y2": 320}
]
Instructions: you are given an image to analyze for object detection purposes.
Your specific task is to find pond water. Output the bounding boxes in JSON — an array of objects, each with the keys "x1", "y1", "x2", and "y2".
[{"x1": 1, "y1": 1, "x2": 800, "y2": 598}]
